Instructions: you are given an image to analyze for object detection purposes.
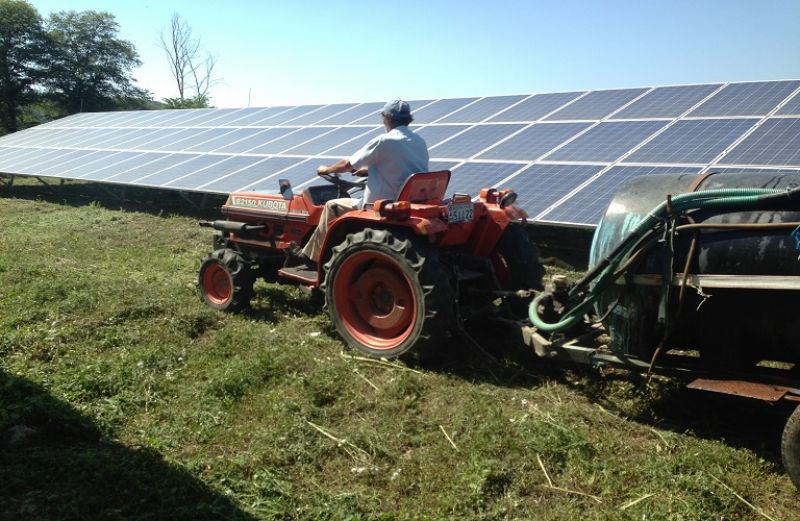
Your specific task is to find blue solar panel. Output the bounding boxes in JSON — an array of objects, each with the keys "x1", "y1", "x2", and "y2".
[
  {"x1": 776, "y1": 91, "x2": 800, "y2": 115},
  {"x1": 437, "y1": 95, "x2": 528, "y2": 123},
  {"x1": 625, "y1": 119, "x2": 758, "y2": 164},
  {"x1": 24, "y1": 149, "x2": 91, "y2": 175},
  {"x1": 688, "y1": 80, "x2": 800, "y2": 117},
  {"x1": 540, "y1": 166, "x2": 700, "y2": 225},
  {"x1": 448, "y1": 162, "x2": 526, "y2": 196},
  {"x1": 429, "y1": 124, "x2": 525, "y2": 159},
  {"x1": 212, "y1": 127, "x2": 296, "y2": 154},
  {"x1": 283, "y1": 104, "x2": 358, "y2": 126},
  {"x1": 163, "y1": 155, "x2": 268, "y2": 189},
  {"x1": 412, "y1": 98, "x2": 479, "y2": 124},
  {"x1": 316, "y1": 102, "x2": 385, "y2": 125},
  {"x1": 196, "y1": 157, "x2": 301, "y2": 192},
  {"x1": 271, "y1": 105, "x2": 325, "y2": 126},
  {"x1": 284, "y1": 127, "x2": 377, "y2": 155},
  {"x1": 133, "y1": 155, "x2": 227, "y2": 186},
  {"x1": 415, "y1": 125, "x2": 470, "y2": 148},
  {"x1": 7, "y1": 148, "x2": 71, "y2": 172},
  {"x1": 76, "y1": 151, "x2": 147, "y2": 179},
  {"x1": 348, "y1": 100, "x2": 434, "y2": 125},
  {"x1": 2, "y1": 80, "x2": 800, "y2": 228},
  {"x1": 246, "y1": 127, "x2": 331, "y2": 154},
  {"x1": 718, "y1": 118, "x2": 800, "y2": 166},
  {"x1": 185, "y1": 128, "x2": 267, "y2": 153},
  {"x1": 99, "y1": 154, "x2": 192, "y2": 183},
  {"x1": 322, "y1": 127, "x2": 385, "y2": 157},
  {"x1": 544, "y1": 121, "x2": 667, "y2": 162},
  {"x1": 707, "y1": 167, "x2": 800, "y2": 175},
  {"x1": 611, "y1": 84, "x2": 721, "y2": 119},
  {"x1": 488, "y1": 92, "x2": 584, "y2": 122},
  {"x1": 510, "y1": 164, "x2": 605, "y2": 218},
  {"x1": 34, "y1": 151, "x2": 106, "y2": 177},
  {"x1": 545, "y1": 88, "x2": 648, "y2": 121},
  {"x1": 243, "y1": 159, "x2": 317, "y2": 192},
  {"x1": 477, "y1": 122, "x2": 592, "y2": 161}
]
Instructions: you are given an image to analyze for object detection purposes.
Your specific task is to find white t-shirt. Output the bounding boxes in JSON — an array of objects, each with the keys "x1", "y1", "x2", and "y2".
[{"x1": 349, "y1": 126, "x2": 429, "y2": 205}]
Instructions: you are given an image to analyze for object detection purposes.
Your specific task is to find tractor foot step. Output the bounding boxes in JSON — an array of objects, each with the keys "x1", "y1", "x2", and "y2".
[{"x1": 278, "y1": 265, "x2": 318, "y2": 285}]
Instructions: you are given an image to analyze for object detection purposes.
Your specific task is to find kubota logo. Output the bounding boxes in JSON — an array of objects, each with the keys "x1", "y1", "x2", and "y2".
[{"x1": 230, "y1": 197, "x2": 288, "y2": 212}]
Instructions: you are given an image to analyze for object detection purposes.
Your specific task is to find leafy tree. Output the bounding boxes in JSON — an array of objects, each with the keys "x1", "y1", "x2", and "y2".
[
  {"x1": 44, "y1": 10, "x2": 150, "y2": 113},
  {"x1": 0, "y1": 0, "x2": 48, "y2": 133},
  {"x1": 162, "y1": 94, "x2": 210, "y2": 109},
  {"x1": 159, "y1": 13, "x2": 217, "y2": 106}
]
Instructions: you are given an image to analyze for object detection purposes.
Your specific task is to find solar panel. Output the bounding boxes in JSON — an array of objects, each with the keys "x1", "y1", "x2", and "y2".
[
  {"x1": 476, "y1": 123, "x2": 593, "y2": 161},
  {"x1": 776, "y1": 91, "x2": 800, "y2": 115},
  {"x1": 624, "y1": 118, "x2": 758, "y2": 164},
  {"x1": 197, "y1": 157, "x2": 301, "y2": 192},
  {"x1": 488, "y1": 92, "x2": 584, "y2": 122},
  {"x1": 545, "y1": 88, "x2": 648, "y2": 121},
  {"x1": 688, "y1": 81, "x2": 800, "y2": 117},
  {"x1": 543, "y1": 121, "x2": 668, "y2": 162},
  {"x1": 437, "y1": 95, "x2": 528, "y2": 123},
  {"x1": 611, "y1": 84, "x2": 721, "y2": 119},
  {"x1": 510, "y1": 164, "x2": 605, "y2": 218},
  {"x1": 717, "y1": 118, "x2": 800, "y2": 166},
  {"x1": 412, "y1": 98, "x2": 478, "y2": 124},
  {"x1": 428, "y1": 124, "x2": 525, "y2": 159},
  {"x1": 448, "y1": 162, "x2": 526, "y2": 196},
  {"x1": 414, "y1": 125, "x2": 470, "y2": 148},
  {"x1": 540, "y1": 166, "x2": 700, "y2": 225},
  {"x1": 2, "y1": 79, "x2": 799, "y2": 227}
]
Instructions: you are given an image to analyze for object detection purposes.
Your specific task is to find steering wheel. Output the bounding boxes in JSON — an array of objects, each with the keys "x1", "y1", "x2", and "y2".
[{"x1": 320, "y1": 173, "x2": 366, "y2": 198}]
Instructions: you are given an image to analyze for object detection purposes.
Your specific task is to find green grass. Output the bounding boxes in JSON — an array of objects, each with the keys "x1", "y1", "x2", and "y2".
[{"x1": 1, "y1": 180, "x2": 798, "y2": 520}]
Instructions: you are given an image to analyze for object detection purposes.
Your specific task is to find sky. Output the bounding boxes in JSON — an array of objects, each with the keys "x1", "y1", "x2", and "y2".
[{"x1": 26, "y1": 0, "x2": 800, "y2": 109}]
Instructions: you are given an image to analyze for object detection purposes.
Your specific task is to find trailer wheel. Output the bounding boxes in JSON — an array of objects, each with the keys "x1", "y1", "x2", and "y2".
[
  {"x1": 197, "y1": 249, "x2": 255, "y2": 311},
  {"x1": 782, "y1": 404, "x2": 800, "y2": 488},
  {"x1": 323, "y1": 228, "x2": 453, "y2": 360}
]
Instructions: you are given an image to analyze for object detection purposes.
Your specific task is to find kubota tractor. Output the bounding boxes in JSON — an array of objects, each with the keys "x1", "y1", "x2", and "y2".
[{"x1": 198, "y1": 170, "x2": 544, "y2": 359}]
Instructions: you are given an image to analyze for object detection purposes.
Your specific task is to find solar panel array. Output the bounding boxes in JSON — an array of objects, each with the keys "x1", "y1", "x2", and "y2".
[{"x1": 1, "y1": 79, "x2": 799, "y2": 226}]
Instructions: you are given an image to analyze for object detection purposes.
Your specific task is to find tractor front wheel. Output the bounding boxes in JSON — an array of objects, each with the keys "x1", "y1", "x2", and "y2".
[
  {"x1": 197, "y1": 249, "x2": 255, "y2": 311},
  {"x1": 782, "y1": 404, "x2": 800, "y2": 488},
  {"x1": 324, "y1": 228, "x2": 453, "y2": 359}
]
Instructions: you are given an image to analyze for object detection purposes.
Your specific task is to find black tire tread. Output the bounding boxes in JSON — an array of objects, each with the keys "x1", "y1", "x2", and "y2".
[
  {"x1": 322, "y1": 228, "x2": 453, "y2": 360},
  {"x1": 197, "y1": 248, "x2": 255, "y2": 311},
  {"x1": 781, "y1": 404, "x2": 800, "y2": 489}
]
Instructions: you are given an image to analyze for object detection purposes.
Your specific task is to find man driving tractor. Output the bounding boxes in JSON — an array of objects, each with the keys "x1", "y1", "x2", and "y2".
[{"x1": 287, "y1": 100, "x2": 429, "y2": 268}]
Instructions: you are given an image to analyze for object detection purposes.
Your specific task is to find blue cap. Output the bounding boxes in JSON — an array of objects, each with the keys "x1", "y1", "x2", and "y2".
[{"x1": 381, "y1": 100, "x2": 411, "y2": 118}]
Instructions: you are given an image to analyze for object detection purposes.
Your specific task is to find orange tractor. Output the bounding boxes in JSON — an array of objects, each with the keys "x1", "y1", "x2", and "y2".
[{"x1": 198, "y1": 171, "x2": 543, "y2": 359}]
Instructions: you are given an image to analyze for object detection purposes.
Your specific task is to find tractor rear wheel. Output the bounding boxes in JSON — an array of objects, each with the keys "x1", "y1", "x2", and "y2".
[
  {"x1": 493, "y1": 223, "x2": 545, "y2": 292},
  {"x1": 197, "y1": 248, "x2": 255, "y2": 311},
  {"x1": 491, "y1": 223, "x2": 545, "y2": 317},
  {"x1": 782, "y1": 404, "x2": 800, "y2": 488},
  {"x1": 323, "y1": 228, "x2": 453, "y2": 359}
]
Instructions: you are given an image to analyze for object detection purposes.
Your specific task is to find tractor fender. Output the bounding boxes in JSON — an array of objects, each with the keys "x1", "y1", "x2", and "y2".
[{"x1": 319, "y1": 213, "x2": 444, "y2": 269}]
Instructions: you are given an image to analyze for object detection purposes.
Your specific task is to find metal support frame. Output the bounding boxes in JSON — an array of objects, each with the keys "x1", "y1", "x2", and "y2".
[{"x1": 0, "y1": 174, "x2": 14, "y2": 189}]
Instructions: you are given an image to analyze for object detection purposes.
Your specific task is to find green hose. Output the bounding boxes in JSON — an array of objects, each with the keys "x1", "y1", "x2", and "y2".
[{"x1": 529, "y1": 187, "x2": 786, "y2": 332}]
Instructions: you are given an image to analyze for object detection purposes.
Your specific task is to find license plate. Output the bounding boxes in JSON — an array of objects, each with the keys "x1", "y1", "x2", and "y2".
[{"x1": 447, "y1": 202, "x2": 474, "y2": 223}]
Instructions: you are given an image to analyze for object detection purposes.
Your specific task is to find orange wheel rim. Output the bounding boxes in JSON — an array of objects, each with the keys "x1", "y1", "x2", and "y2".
[{"x1": 203, "y1": 263, "x2": 232, "y2": 305}]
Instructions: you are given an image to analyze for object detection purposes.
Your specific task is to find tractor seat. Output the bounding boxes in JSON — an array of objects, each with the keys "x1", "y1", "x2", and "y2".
[{"x1": 395, "y1": 171, "x2": 451, "y2": 203}]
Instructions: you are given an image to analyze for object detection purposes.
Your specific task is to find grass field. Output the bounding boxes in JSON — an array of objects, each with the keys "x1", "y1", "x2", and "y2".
[{"x1": 1, "y1": 180, "x2": 798, "y2": 520}]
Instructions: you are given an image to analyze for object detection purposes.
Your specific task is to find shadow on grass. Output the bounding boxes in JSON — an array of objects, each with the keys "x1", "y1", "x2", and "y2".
[
  {"x1": 1, "y1": 178, "x2": 227, "y2": 220},
  {"x1": 0, "y1": 370, "x2": 255, "y2": 521}
]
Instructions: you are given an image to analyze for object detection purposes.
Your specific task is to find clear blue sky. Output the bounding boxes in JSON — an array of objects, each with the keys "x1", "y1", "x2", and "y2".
[{"x1": 26, "y1": 0, "x2": 800, "y2": 108}]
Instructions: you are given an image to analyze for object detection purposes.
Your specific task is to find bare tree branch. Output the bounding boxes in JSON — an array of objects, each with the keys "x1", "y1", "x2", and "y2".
[{"x1": 158, "y1": 13, "x2": 215, "y2": 103}]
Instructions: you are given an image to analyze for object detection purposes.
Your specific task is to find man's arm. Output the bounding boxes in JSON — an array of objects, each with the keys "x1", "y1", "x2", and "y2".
[{"x1": 317, "y1": 160, "x2": 369, "y2": 176}]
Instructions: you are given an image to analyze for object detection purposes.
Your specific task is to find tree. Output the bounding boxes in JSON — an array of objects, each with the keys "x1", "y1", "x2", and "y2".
[
  {"x1": 159, "y1": 13, "x2": 217, "y2": 106},
  {"x1": 44, "y1": 10, "x2": 150, "y2": 113},
  {"x1": 0, "y1": 0, "x2": 48, "y2": 133}
]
